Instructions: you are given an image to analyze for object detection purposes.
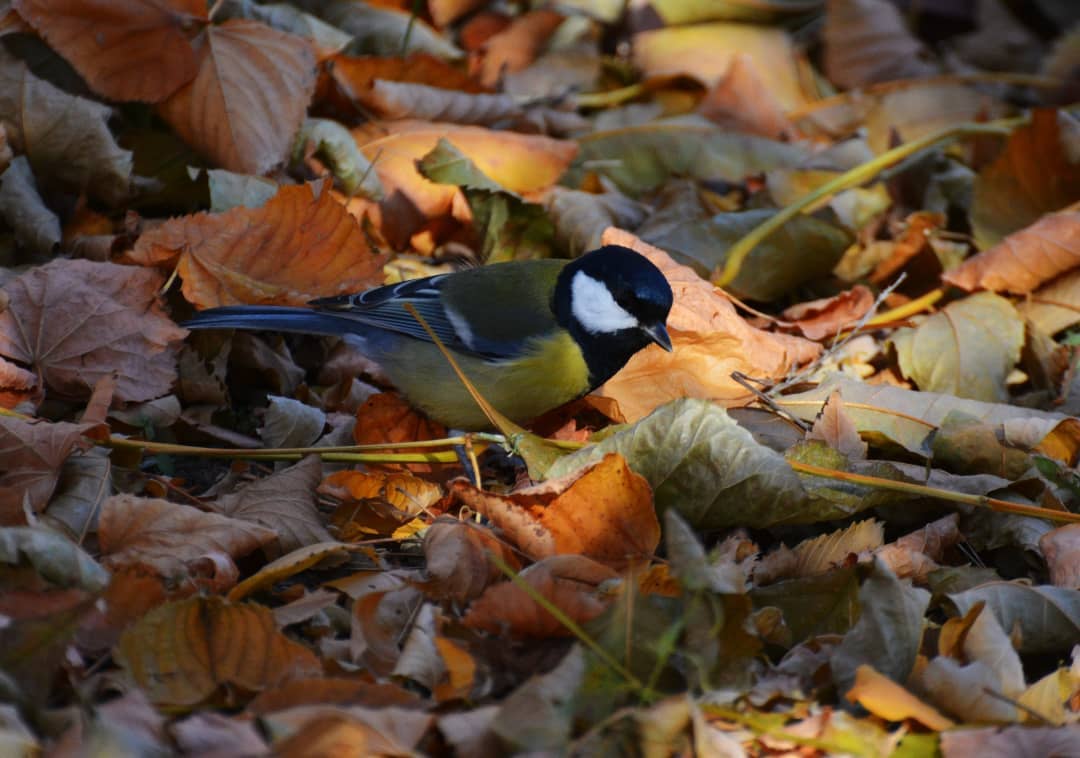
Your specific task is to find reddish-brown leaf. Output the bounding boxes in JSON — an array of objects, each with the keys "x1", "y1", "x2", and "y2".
[
  {"x1": 475, "y1": 9, "x2": 563, "y2": 88},
  {"x1": 780, "y1": 285, "x2": 875, "y2": 341},
  {"x1": 115, "y1": 595, "x2": 322, "y2": 706},
  {"x1": 0, "y1": 259, "x2": 186, "y2": 403},
  {"x1": 130, "y1": 182, "x2": 387, "y2": 308},
  {"x1": 158, "y1": 19, "x2": 316, "y2": 174},
  {"x1": 12, "y1": 0, "x2": 206, "y2": 103},
  {"x1": 0, "y1": 415, "x2": 92, "y2": 524},
  {"x1": 330, "y1": 53, "x2": 485, "y2": 112},
  {"x1": 462, "y1": 554, "x2": 618, "y2": 638},
  {"x1": 99, "y1": 494, "x2": 276, "y2": 582},
  {"x1": 422, "y1": 518, "x2": 520, "y2": 604}
]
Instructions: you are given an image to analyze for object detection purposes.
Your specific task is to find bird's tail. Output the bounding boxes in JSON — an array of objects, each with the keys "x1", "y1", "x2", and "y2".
[{"x1": 184, "y1": 305, "x2": 357, "y2": 337}]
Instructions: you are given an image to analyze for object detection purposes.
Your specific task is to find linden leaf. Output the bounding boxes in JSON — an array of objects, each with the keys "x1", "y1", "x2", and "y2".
[
  {"x1": 0, "y1": 259, "x2": 186, "y2": 403},
  {"x1": 130, "y1": 182, "x2": 386, "y2": 308},
  {"x1": 12, "y1": 0, "x2": 207, "y2": 102},
  {"x1": 158, "y1": 19, "x2": 316, "y2": 174},
  {"x1": 115, "y1": 595, "x2": 321, "y2": 706}
]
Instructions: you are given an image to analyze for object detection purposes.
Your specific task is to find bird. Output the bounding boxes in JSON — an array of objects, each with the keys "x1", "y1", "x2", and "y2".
[{"x1": 184, "y1": 245, "x2": 674, "y2": 430}]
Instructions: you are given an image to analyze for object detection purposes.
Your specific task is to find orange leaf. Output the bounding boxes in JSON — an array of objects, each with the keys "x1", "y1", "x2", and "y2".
[
  {"x1": 451, "y1": 453, "x2": 658, "y2": 570},
  {"x1": 432, "y1": 636, "x2": 476, "y2": 701},
  {"x1": 115, "y1": 595, "x2": 321, "y2": 706},
  {"x1": 330, "y1": 53, "x2": 485, "y2": 111},
  {"x1": 12, "y1": 0, "x2": 206, "y2": 103},
  {"x1": 131, "y1": 182, "x2": 387, "y2": 308},
  {"x1": 351, "y1": 393, "x2": 448, "y2": 475},
  {"x1": 596, "y1": 228, "x2": 821, "y2": 420},
  {"x1": 462, "y1": 554, "x2": 617, "y2": 638},
  {"x1": 0, "y1": 259, "x2": 186, "y2": 403},
  {"x1": 158, "y1": 19, "x2": 316, "y2": 174},
  {"x1": 846, "y1": 664, "x2": 955, "y2": 730},
  {"x1": 476, "y1": 9, "x2": 563, "y2": 88},
  {"x1": 351, "y1": 120, "x2": 576, "y2": 246}
]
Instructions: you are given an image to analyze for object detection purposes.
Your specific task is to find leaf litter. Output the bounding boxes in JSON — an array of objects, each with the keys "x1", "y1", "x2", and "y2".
[{"x1": 0, "y1": 1, "x2": 1079, "y2": 755}]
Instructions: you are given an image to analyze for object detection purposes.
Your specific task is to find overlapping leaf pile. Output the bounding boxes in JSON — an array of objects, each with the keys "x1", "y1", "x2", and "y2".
[{"x1": 1, "y1": 0, "x2": 1079, "y2": 754}]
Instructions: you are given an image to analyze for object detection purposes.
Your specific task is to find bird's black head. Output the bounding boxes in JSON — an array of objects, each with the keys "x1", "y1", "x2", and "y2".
[{"x1": 553, "y1": 245, "x2": 674, "y2": 389}]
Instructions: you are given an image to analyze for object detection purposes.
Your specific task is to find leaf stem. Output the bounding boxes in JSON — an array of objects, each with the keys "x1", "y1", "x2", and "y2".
[
  {"x1": 790, "y1": 459, "x2": 1080, "y2": 523},
  {"x1": 712, "y1": 120, "x2": 1020, "y2": 287}
]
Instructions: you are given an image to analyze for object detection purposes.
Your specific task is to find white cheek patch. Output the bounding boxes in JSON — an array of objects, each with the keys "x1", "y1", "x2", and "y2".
[{"x1": 571, "y1": 271, "x2": 639, "y2": 334}]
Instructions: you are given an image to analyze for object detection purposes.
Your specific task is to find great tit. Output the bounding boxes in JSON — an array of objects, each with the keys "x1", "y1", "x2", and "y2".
[{"x1": 184, "y1": 245, "x2": 674, "y2": 429}]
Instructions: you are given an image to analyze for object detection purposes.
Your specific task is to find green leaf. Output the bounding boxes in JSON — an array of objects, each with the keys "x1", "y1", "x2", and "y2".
[
  {"x1": 751, "y1": 565, "x2": 861, "y2": 646},
  {"x1": 417, "y1": 137, "x2": 505, "y2": 193},
  {"x1": 294, "y1": 118, "x2": 384, "y2": 200},
  {"x1": 547, "y1": 399, "x2": 809, "y2": 529},
  {"x1": 640, "y1": 206, "x2": 851, "y2": 301},
  {"x1": 890, "y1": 292, "x2": 1025, "y2": 403},
  {"x1": 568, "y1": 117, "x2": 808, "y2": 197}
]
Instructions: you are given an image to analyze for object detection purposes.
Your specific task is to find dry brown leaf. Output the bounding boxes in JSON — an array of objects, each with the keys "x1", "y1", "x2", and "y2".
[
  {"x1": 131, "y1": 182, "x2": 387, "y2": 308},
  {"x1": 248, "y1": 677, "x2": 420, "y2": 715},
  {"x1": 214, "y1": 456, "x2": 333, "y2": 555},
  {"x1": 158, "y1": 19, "x2": 315, "y2": 174},
  {"x1": 99, "y1": 494, "x2": 276, "y2": 582},
  {"x1": 451, "y1": 453, "x2": 658, "y2": 570},
  {"x1": 228, "y1": 542, "x2": 350, "y2": 602},
  {"x1": 780, "y1": 285, "x2": 875, "y2": 341},
  {"x1": 870, "y1": 211, "x2": 945, "y2": 285},
  {"x1": 351, "y1": 392, "x2": 448, "y2": 475},
  {"x1": 366, "y1": 80, "x2": 521, "y2": 126},
  {"x1": 115, "y1": 595, "x2": 321, "y2": 706},
  {"x1": 429, "y1": 0, "x2": 486, "y2": 27},
  {"x1": 875, "y1": 514, "x2": 960, "y2": 582},
  {"x1": 422, "y1": 518, "x2": 520, "y2": 604},
  {"x1": 462, "y1": 554, "x2": 618, "y2": 638},
  {"x1": 0, "y1": 356, "x2": 39, "y2": 408},
  {"x1": 1040, "y1": 524, "x2": 1080, "y2": 588},
  {"x1": 945, "y1": 210, "x2": 1080, "y2": 295},
  {"x1": 595, "y1": 228, "x2": 822, "y2": 421},
  {"x1": 823, "y1": 0, "x2": 938, "y2": 88},
  {"x1": 0, "y1": 259, "x2": 186, "y2": 403},
  {"x1": 322, "y1": 469, "x2": 440, "y2": 540},
  {"x1": 12, "y1": 0, "x2": 206, "y2": 103},
  {"x1": 265, "y1": 706, "x2": 433, "y2": 757},
  {"x1": 0, "y1": 415, "x2": 92, "y2": 525},
  {"x1": 476, "y1": 10, "x2": 563, "y2": 88},
  {"x1": 352, "y1": 119, "x2": 577, "y2": 247}
]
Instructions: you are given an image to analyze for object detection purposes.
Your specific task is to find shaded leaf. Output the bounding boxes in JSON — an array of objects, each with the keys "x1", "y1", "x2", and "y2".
[
  {"x1": 0, "y1": 47, "x2": 132, "y2": 203},
  {"x1": 132, "y1": 182, "x2": 386, "y2": 308},
  {"x1": 750, "y1": 566, "x2": 861, "y2": 646},
  {"x1": 570, "y1": 118, "x2": 808, "y2": 197},
  {"x1": 99, "y1": 494, "x2": 276, "y2": 580},
  {"x1": 12, "y1": 0, "x2": 206, "y2": 102},
  {"x1": 0, "y1": 156, "x2": 60, "y2": 255},
  {"x1": 0, "y1": 259, "x2": 186, "y2": 403},
  {"x1": 948, "y1": 582, "x2": 1080, "y2": 655},
  {"x1": 970, "y1": 110, "x2": 1080, "y2": 250},
  {"x1": 823, "y1": 0, "x2": 938, "y2": 88},
  {"x1": 227, "y1": 541, "x2": 349, "y2": 601},
  {"x1": 367, "y1": 80, "x2": 521, "y2": 126},
  {"x1": 294, "y1": 118, "x2": 383, "y2": 199},
  {"x1": 545, "y1": 187, "x2": 646, "y2": 257},
  {"x1": 115, "y1": 595, "x2": 321, "y2": 706},
  {"x1": 0, "y1": 415, "x2": 91, "y2": 524},
  {"x1": 318, "y1": 0, "x2": 462, "y2": 59},
  {"x1": 215, "y1": 456, "x2": 333, "y2": 554},
  {"x1": 422, "y1": 518, "x2": 520, "y2": 605},
  {"x1": 0, "y1": 525, "x2": 108, "y2": 591},
  {"x1": 260, "y1": 396, "x2": 326, "y2": 449},
  {"x1": 1041, "y1": 524, "x2": 1080, "y2": 588},
  {"x1": 158, "y1": 19, "x2": 316, "y2": 174},
  {"x1": 890, "y1": 292, "x2": 1025, "y2": 402}
]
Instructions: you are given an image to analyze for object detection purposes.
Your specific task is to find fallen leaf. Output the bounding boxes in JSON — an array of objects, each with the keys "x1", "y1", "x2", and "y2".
[
  {"x1": 0, "y1": 416, "x2": 92, "y2": 524},
  {"x1": 12, "y1": 0, "x2": 207, "y2": 102},
  {"x1": 698, "y1": 53, "x2": 797, "y2": 140},
  {"x1": 969, "y1": 110, "x2": 1080, "y2": 250},
  {"x1": 0, "y1": 47, "x2": 133, "y2": 203},
  {"x1": 422, "y1": 518, "x2": 520, "y2": 604},
  {"x1": 159, "y1": 19, "x2": 316, "y2": 174},
  {"x1": 451, "y1": 453, "x2": 658, "y2": 569},
  {"x1": 228, "y1": 542, "x2": 350, "y2": 601},
  {"x1": 634, "y1": 22, "x2": 807, "y2": 110},
  {"x1": 99, "y1": 494, "x2": 276, "y2": 582},
  {"x1": 595, "y1": 228, "x2": 821, "y2": 420},
  {"x1": 115, "y1": 595, "x2": 322, "y2": 706},
  {"x1": 949, "y1": 582, "x2": 1080, "y2": 655},
  {"x1": 214, "y1": 456, "x2": 333, "y2": 555},
  {"x1": 940, "y1": 725, "x2": 1080, "y2": 757},
  {"x1": 0, "y1": 259, "x2": 186, "y2": 403},
  {"x1": 367, "y1": 80, "x2": 521, "y2": 126},
  {"x1": 945, "y1": 210, "x2": 1080, "y2": 295},
  {"x1": 350, "y1": 393, "x2": 448, "y2": 475},
  {"x1": 808, "y1": 391, "x2": 868, "y2": 460},
  {"x1": 846, "y1": 664, "x2": 955, "y2": 730},
  {"x1": 0, "y1": 156, "x2": 60, "y2": 255},
  {"x1": 462, "y1": 554, "x2": 618, "y2": 638},
  {"x1": 823, "y1": 0, "x2": 938, "y2": 88},
  {"x1": 1041, "y1": 524, "x2": 1080, "y2": 588},
  {"x1": 890, "y1": 292, "x2": 1025, "y2": 403},
  {"x1": 131, "y1": 182, "x2": 387, "y2": 308},
  {"x1": 477, "y1": 9, "x2": 563, "y2": 88}
]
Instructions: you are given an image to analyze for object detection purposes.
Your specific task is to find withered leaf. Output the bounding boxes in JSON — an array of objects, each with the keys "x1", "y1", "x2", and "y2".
[{"x1": 0, "y1": 259, "x2": 186, "y2": 403}]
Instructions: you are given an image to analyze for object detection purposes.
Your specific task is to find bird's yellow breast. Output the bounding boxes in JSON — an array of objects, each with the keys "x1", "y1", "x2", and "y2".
[{"x1": 376, "y1": 331, "x2": 592, "y2": 429}]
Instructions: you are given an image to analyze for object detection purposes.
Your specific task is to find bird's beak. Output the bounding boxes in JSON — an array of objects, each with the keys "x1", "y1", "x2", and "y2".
[{"x1": 642, "y1": 322, "x2": 673, "y2": 352}]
